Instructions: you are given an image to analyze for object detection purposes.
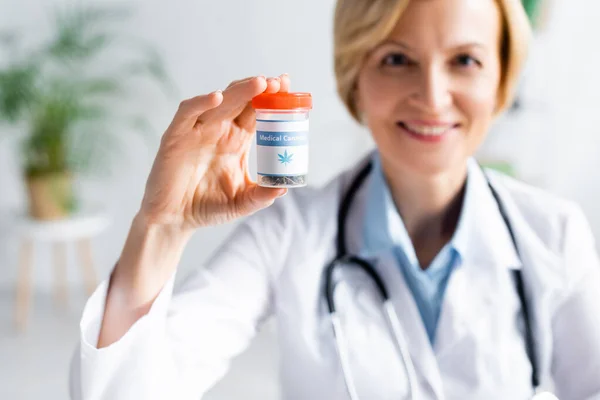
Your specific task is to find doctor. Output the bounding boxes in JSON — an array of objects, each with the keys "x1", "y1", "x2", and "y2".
[{"x1": 71, "y1": 0, "x2": 600, "y2": 399}]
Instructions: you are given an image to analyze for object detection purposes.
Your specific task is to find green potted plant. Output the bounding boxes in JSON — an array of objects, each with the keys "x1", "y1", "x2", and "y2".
[{"x1": 0, "y1": 5, "x2": 172, "y2": 220}]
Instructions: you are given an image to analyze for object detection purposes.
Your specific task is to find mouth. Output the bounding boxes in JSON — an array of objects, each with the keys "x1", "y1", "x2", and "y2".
[{"x1": 397, "y1": 121, "x2": 460, "y2": 142}]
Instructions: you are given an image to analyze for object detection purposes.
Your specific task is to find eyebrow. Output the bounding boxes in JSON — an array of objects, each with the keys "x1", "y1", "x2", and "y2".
[{"x1": 378, "y1": 39, "x2": 488, "y2": 52}]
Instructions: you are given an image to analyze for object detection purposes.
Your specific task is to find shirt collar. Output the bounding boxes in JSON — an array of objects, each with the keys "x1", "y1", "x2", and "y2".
[
  {"x1": 361, "y1": 153, "x2": 418, "y2": 263},
  {"x1": 360, "y1": 152, "x2": 521, "y2": 269}
]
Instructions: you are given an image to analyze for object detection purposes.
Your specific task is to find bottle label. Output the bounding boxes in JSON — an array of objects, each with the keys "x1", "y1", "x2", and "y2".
[{"x1": 256, "y1": 130, "x2": 308, "y2": 176}]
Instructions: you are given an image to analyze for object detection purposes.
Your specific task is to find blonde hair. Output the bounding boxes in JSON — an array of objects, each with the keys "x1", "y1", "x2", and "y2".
[{"x1": 333, "y1": 0, "x2": 532, "y2": 122}]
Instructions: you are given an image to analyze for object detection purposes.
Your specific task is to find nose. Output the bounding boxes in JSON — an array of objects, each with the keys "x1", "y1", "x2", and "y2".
[{"x1": 409, "y1": 66, "x2": 452, "y2": 114}]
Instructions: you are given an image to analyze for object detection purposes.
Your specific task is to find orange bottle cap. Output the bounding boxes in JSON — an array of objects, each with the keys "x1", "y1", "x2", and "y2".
[{"x1": 251, "y1": 92, "x2": 312, "y2": 110}]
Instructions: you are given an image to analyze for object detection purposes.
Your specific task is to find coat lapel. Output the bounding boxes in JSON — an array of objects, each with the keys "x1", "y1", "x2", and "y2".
[
  {"x1": 434, "y1": 162, "x2": 523, "y2": 357},
  {"x1": 376, "y1": 249, "x2": 446, "y2": 400},
  {"x1": 343, "y1": 155, "x2": 445, "y2": 399},
  {"x1": 482, "y1": 170, "x2": 564, "y2": 382}
]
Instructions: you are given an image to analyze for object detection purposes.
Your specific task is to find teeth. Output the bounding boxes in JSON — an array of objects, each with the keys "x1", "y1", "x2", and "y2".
[{"x1": 403, "y1": 123, "x2": 451, "y2": 136}]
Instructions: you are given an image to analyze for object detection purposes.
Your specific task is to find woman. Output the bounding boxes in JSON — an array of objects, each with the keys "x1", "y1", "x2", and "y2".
[{"x1": 71, "y1": 0, "x2": 600, "y2": 399}]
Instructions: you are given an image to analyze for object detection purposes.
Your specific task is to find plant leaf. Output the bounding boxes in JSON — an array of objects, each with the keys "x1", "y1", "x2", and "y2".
[
  {"x1": 277, "y1": 149, "x2": 294, "y2": 165},
  {"x1": 46, "y1": 3, "x2": 131, "y2": 62},
  {"x1": 1, "y1": 3, "x2": 173, "y2": 178},
  {"x1": 122, "y1": 42, "x2": 177, "y2": 98},
  {"x1": 0, "y1": 63, "x2": 39, "y2": 122}
]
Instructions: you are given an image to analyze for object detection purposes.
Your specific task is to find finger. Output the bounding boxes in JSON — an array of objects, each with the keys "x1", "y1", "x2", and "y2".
[
  {"x1": 233, "y1": 77, "x2": 280, "y2": 131},
  {"x1": 252, "y1": 186, "x2": 287, "y2": 204},
  {"x1": 279, "y1": 73, "x2": 290, "y2": 92},
  {"x1": 172, "y1": 91, "x2": 223, "y2": 126},
  {"x1": 200, "y1": 76, "x2": 267, "y2": 124},
  {"x1": 233, "y1": 76, "x2": 284, "y2": 130},
  {"x1": 202, "y1": 75, "x2": 268, "y2": 128},
  {"x1": 264, "y1": 77, "x2": 281, "y2": 94},
  {"x1": 240, "y1": 184, "x2": 287, "y2": 214},
  {"x1": 226, "y1": 76, "x2": 262, "y2": 90},
  {"x1": 233, "y1": 102, "x2": 257, "y2": 132}
]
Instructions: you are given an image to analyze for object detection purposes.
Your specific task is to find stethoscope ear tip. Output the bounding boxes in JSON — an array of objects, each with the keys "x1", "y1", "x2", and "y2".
[{"x1": 532, "y1": 392, "x2": 559, "y2": 400}]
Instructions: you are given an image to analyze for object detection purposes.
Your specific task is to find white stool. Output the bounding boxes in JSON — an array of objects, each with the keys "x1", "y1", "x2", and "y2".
[{"x1": 12, "y1": 209, "x2": 111, "y2": 331}]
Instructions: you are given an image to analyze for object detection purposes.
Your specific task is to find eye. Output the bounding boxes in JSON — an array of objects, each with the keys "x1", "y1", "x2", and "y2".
[
  {"x1": 454, "y1": 54, "x2": 481, "y2": 68},
  {"x1": 381, "y1": 53, "x2": 411, "y2": 66}
]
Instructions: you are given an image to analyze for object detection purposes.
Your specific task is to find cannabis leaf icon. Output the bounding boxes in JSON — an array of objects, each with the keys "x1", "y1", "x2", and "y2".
[{"x1": 278, "y1": 150, "x2": 294, "y2": 165}]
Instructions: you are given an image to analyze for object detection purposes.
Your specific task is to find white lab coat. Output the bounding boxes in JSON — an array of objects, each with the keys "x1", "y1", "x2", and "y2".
[{"x1": 70, "y1": 154, "x2": 600, "y2": 400}]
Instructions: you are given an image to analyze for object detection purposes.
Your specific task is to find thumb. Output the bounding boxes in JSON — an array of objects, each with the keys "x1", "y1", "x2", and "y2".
[{"x1": 240, "y1": 184, "x2": 287, "y2": 214}]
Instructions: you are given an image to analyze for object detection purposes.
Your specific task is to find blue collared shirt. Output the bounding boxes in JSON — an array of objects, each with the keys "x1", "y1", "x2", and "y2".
[{"x1": 361, "y1": 153, "x2": 473, "y2": 344}]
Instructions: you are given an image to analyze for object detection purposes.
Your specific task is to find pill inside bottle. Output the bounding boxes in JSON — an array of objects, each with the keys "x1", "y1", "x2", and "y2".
[{"x1": 251, "y1": 92, "x2": 312, "y2": 188}]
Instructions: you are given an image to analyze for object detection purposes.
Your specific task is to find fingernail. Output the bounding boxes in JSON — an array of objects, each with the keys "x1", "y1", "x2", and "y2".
[
  {"x1": 282, "y1": 73, "x2": 289, "y2": 77},
  {"x1": 277, "y1": 189, "x2": 287, "y2": 197}
]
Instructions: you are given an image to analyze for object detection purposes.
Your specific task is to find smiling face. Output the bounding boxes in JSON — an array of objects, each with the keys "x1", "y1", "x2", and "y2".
[{"x1": 355, "y1": 0, "x2": 503, "y2": 176}]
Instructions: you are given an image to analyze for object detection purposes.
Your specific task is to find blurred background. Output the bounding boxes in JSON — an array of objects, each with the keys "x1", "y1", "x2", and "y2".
[{"x1": 0, "y1": 0, "x2": 599, "y2": 399}]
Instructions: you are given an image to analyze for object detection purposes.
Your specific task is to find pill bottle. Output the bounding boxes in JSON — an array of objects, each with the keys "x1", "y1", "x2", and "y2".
[{"x1": 251, "y1": 92, "x2": 312, "y2": 188}]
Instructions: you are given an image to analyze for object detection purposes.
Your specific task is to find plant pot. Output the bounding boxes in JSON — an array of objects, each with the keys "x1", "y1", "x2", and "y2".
[{"x1": 25, "y1": 171, "x2": 74, "y2": 220}]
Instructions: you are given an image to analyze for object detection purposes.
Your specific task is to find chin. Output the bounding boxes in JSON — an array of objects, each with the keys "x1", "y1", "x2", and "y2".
[
  {"x1": 390, "y1": 154, "x2": 465, "y2": 177},
  {"x1": 371, "y1": 122, "x2": 471, "y2": 177}
]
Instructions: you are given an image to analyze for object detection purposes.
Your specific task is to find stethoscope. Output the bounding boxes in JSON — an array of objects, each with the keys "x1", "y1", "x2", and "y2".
[{"x1": 323, "y1": 160, "x2": 558, "y2": 400}]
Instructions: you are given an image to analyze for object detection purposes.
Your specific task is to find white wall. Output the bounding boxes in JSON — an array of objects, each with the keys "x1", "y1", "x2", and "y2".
[
  {"x1": 1, "y1": 0, "x2": 600, "y2": 295},
  {"x1": 479, "y1": 0, "x2": 600, "y2": 228}
]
